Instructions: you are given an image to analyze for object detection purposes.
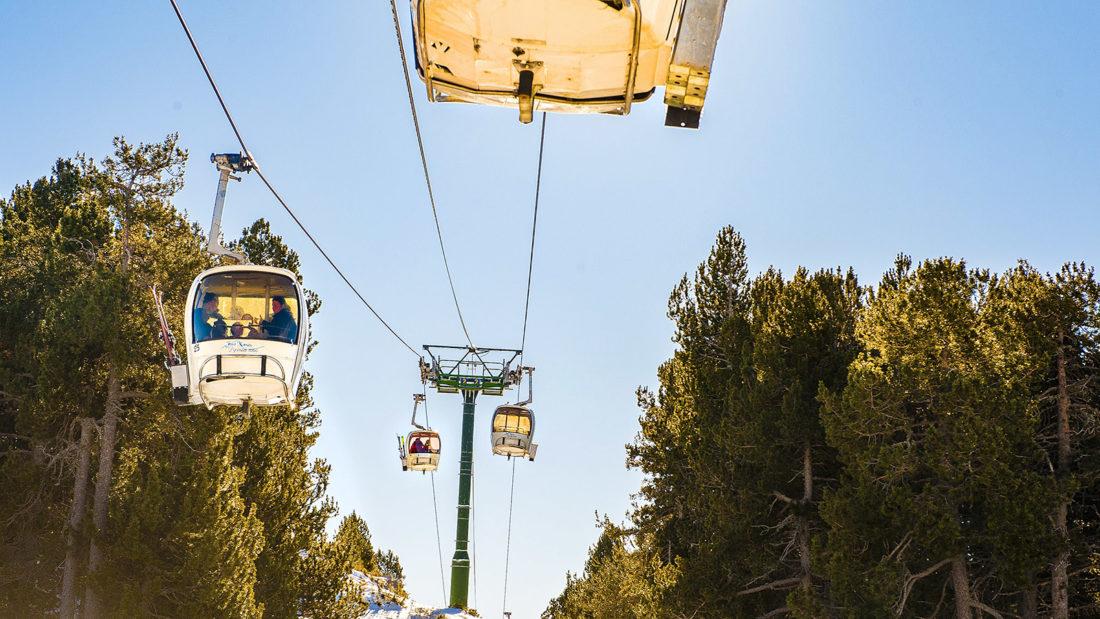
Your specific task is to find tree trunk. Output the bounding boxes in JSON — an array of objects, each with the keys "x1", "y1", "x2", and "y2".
[
  {"x1": 950, "y1": 556, "x2": 974, "y2": 619},
  {"x1": 59, "y1": 418, "x2": 95, "y2": 618},
  {"x1": 798, "y1": 445, "x2": 813, "y2": 591},
  {"x1": 83, "y1": 369, "x2": 121, "y2": 618},
  {"x1": 1020, "y1": 581, "x2": 1037, "y2": 619},
  {"x1": 1052, "y1": 343, "x2": 1070, "y2": 619}
]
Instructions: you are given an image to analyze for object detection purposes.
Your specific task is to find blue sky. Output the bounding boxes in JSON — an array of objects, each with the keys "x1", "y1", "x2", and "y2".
[{"x1": 3, "y1": 1, "x2": 1099, "y2": 616}]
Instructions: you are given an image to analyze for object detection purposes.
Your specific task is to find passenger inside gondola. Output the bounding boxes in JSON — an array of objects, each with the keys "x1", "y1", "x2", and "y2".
[
  {"x1": 261, "y1": 296, "x2": 297, "y2": 343},
  {"x1": 194, "y1": 293, "x2": 226, "y2": 342},
  {"x1": 232, "y1": 314, "x2": 259, "y2": 338},
  {"x1": 193, "y1": 271, "x2": 302, "y2": 345},
  {"x1": 410, "y1": 435, "x2": 440, "y2": 455}
]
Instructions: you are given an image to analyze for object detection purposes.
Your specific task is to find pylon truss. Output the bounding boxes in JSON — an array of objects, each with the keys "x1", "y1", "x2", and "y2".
[{"x1": 420, "y1": 345, "x2": 522, "y2": 396}]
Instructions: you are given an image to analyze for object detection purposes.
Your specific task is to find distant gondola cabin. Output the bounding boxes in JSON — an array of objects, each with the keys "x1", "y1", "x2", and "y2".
[
  {"x1": 403, "y1": 430, "x2": 442, "y2": 472},
  {"x1": 491, "y1": 404, "x2": 537, "y2": 461}
]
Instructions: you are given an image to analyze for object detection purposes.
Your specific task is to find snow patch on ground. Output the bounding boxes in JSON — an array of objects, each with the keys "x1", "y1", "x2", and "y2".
[{"x1": 353, "y1": 570, "x2": 475, "y2": 619}]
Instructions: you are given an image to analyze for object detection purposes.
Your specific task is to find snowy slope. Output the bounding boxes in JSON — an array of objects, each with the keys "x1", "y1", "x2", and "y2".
[{"x1": 352, "y1": 571, "x2": 476, "y2": 619}]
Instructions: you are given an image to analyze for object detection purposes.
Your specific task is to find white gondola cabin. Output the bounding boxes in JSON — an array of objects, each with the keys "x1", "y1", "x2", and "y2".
[
  {"x1": 411, "y1": 0, "x2": 730, "y2": 127},
  {"x1": 401, "y1": 430, "x2": 442, "y2": 472},
  {"x1": 491, "y1": 404, "x2": 537, "y2": 461},
  {"x1": 175, "y1": 265, "x2": 310, "y2": 408}
]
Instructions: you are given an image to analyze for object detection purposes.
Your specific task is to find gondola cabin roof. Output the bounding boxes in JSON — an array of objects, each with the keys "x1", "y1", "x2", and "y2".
[
  {"x1": 192, "y1": 263, "x2": 300, "y2": 282},
  {"x1": 196, "y1": 266, "x2": 300, "y2": 295},
  {"x1": 414, "y1": 0, "x2": 683, "y2": 115}
]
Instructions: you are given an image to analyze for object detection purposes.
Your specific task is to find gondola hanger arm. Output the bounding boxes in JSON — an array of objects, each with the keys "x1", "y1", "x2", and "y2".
[
  {"x1": 516, "y1": 366, "x2": 534, "y2": 406},
  {"x1": 206, "y1": 153, "x2": 253, "y2": 264},
  {"x1": 411, "y1": 393, "x2": 427, "y2": 430}
]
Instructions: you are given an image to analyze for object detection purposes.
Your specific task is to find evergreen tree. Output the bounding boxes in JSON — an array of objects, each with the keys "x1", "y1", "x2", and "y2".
[
  {"x1": 376, "y1": 549, "x2": 408, "y2": 600},
  {"x1": 549, "y1": 229, "x2": 1100, "y2": 618},
  {"x1": 726, "y1": 266, "x2": 861, "y2": 616},
  {"x1": 0, "y1": 138, "x2": 391, "y2": 617},
  {"x1": 335, "y1": 511, "x2": 379, "y2": 574},
  {"x1": 820, "y1": 257, "x2": 1055, "y2": 617},
  {"x1": 626, "y1": 226, "x2": 757, "y2": 615},
  {"x1": 623, "y1": 228, "x2": 861, "y2": 616},
  {"x1": 542, "y1": 517, "x2": 678, "y2": 619},
  {"x1": 982, "y1": 262, "x2": 1100, "y2": 615},
  {"x1": 0, "y1": 136, "x2": 271, "y2": 616},
  {"x1": 298, "y1": 530, "x2": 367, "y2": 619},
  {"x1": 230, "y1": 219, "x2": 362, "y2": 618},
  {"x1": 0, "y1": 153, "x2": 110, "y2": 614}
]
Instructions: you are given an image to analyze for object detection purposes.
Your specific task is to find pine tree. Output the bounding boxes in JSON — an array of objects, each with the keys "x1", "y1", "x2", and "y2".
[
  {"x1": 230, "y1": 218, "x2": 371, "y2": 618},
  {"x1": 733, "y1": 266, "x2": 861, "y2": 615},
  {"x1": 982, "y1": 262, "x2": 1100, "y2": 615},
  {"x1": 0, "y1": 135, "x2": 282, "y2": 616},
  {"x1": 820, "y1": 257, "x2": 1054, "y2": 617},
  {"x1": 376, "y1": 549, "x2": 408, "y2": 600},
  {"x1": 1, "y1": 139, "x2": 378, "y2": 617},
  {"x1": 0, "y1": 154, "x2": 108, "y2": 614},
  {"x1": 542, "y1": 517, "x2": 678, "y2": 619},
  {"x1": 335, "y1": 511, "x2": 379, "y2": 574},
  {"x1": 627, "y1": 226, "x2": 758, "y2": 615},
  {"x1": 550, "y1": 227, "x2": 1100, "y2": 618},
  {"x1": 624, "y1": 229, "x2": 862, "y2": 616}
]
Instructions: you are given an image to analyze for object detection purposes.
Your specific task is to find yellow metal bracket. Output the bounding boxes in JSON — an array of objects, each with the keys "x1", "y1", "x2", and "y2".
[{"x1": 664, "y1": 63, "x2": 711, "y2": 111}]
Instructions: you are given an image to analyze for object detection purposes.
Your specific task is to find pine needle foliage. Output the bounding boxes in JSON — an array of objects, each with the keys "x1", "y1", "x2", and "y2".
[
  {"x1": 0, "y1": 137, "x2": 393, "y2": 617},
  {"x1": 547, "y1": 229, "x2": 1100, "y2": 618}
]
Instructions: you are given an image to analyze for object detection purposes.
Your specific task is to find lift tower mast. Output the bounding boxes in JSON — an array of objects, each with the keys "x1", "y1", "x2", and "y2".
[{"x1": 421, "y1": 345, "x2": 522, "y2": 610}]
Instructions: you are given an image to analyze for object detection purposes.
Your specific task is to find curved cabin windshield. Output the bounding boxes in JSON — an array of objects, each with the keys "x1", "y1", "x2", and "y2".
[
  {"x1": 193, "y1": 271, "x2": 301, "y2": 344},
  {"x1": 493, "y1": 410, "x2": 532, "y2": 435}
]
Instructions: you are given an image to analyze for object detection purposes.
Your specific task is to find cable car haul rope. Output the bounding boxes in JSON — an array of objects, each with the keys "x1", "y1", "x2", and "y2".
[
  {"x1": 168, "y1": 0, "x2": 419, "y2": 358},
  {"x1": 388, "y1": 0, "x2": 478, "y2": 350}
]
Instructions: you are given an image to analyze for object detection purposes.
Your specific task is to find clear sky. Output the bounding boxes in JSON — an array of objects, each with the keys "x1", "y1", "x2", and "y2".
[{"x1": 3, "y1": 1, "x2": 1099, "y2": 616}]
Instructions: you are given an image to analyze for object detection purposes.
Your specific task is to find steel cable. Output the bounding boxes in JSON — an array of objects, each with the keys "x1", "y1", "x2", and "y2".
[
  {"x1": 498, "y1": 112, "x2": 546, "y2": 613},
  {"x1": 501, "y1": 458, "x2": 518, "y2": 615},
  {"x1": 519, "y1": 112, "x2": 548, "y2": 365},
  {"x1": 387, "y1": 0, "x2": 477, "y2": 350},
  {"x1": 422, "y1": 388, "x2": 449, "y2": 604},
  {"x1": 168, "y1": 0, "x2": 420, "y2": 357}
]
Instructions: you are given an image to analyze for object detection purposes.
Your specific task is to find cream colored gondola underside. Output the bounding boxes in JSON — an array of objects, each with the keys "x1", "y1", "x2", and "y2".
[{"x1": 416, "y1": 0, "x2": 681, "y2": 114}]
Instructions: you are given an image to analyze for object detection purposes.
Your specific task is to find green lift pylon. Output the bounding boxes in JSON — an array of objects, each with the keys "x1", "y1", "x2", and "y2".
[{"x1": 420, "y1": 345, "x2": 522, "y2": 610}]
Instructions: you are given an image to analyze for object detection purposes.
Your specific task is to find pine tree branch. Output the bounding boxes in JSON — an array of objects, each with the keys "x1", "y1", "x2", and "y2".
[
  {"x1": 920, "y1": 578, "x2": 951, "y2": 619},
  {"x1": 895, "y1": 558, "x2": 953, "y2": 617},
  {"x1": 735, "y1": 577, "x2": 801, "y2": 597},
  {"x1": 885, "y1": 531, "x2": 913, "y2": 562},
  {"x1": 0, "y1": 432, "x2": 34, "y2": 442},
  {"x1": 118, "y1": 390, "x2": 150, "y2": 400},
  {"x1": 968, "y1": 600, "x2": 1004, "y2": 618},
  {"x1": 772, "y1": 491, "x2": 797, "y2": 505},
  {"x1": 0, "y1": 389, "x2": 23, "y2": 402}
]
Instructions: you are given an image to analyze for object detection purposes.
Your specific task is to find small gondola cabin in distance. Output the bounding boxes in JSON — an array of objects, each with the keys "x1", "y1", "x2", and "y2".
[
  {"x1": 398, "y1": 393, "x2": 442, "y2": 473},
  {"x1": 411, "y1": 0, "x2": 729, "y2": 128},
  {"x1": 491, "y1": 403, "x2": 537, "y2": 461}
]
